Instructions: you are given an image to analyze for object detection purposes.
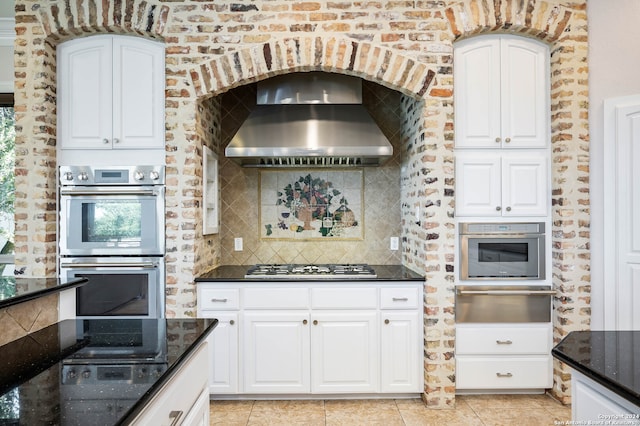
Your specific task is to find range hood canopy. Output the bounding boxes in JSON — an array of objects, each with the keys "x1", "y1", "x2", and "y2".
[{"x1": 224, "y1": 72, "x2": 393, "y2": 167}]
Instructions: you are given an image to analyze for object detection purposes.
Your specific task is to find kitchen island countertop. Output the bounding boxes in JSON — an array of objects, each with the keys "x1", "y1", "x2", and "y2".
[
  {"x1": 196, "y1": 264, "x2": 424, "y2": 282},
  {"x1": 0, "y1": 276, "x2": 88, "y2": 310},
  {"x1": 0, "y1": 318, "x2": 217, "y2": 425},
  {"x1": 552, "y1": 330, "x2": 640, "y2": 408}
]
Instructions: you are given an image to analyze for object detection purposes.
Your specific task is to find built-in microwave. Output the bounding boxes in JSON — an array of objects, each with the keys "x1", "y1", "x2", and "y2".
[{"x1": 459, "y1": 222, "x2": 545, "y2": 281}]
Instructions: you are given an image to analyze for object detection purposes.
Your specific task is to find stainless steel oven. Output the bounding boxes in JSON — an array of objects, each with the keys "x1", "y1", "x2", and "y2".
[
  {"x1": 59, "y1": 166, "x2": 165, "y2": 256},
  {"x1": 59, "y1": 257, "x2": 164, "y2": 319},
  {"x1": 459, "y1": 222, "x2": 545, "y2": 281}
]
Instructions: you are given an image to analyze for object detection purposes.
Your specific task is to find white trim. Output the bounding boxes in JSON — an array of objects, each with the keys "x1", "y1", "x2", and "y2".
[
  {"x1": 0, "y1": 18, "x2": 15, "y2": 41},
  {"x1": 603, "y1": 94, "x2": 640, "y2": 329}
]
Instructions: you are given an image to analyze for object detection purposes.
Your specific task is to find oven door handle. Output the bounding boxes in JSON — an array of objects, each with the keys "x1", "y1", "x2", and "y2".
[
  {"x1": 456, "y1": 289, "x2": 556, "y2": 296},
  {"x1": 59, "y1": 189, "x2": 158, "y2": 196},
  {"x1": 60, "y1": 261, "x2": 158, "y2": 269}
]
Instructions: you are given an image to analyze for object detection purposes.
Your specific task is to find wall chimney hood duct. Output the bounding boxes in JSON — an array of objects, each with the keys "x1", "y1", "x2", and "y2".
[{"x1": 224, "y1": 72, "x2": 393, "y2": 167}]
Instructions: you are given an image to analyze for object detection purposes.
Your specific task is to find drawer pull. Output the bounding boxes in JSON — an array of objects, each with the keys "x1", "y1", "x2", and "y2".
[
  {"x1": 169, "y1": 410, "x2": 183, "y2": 426},
  {"x1": 496, "y1": 340, "x2": 513, "y2": 345},
  {"x1": 313, "y1": 320, "x2": 318, "y2": 325},
  {"x1": 229, "y1": 319, "x2": 235, "y2": 325},
  {"x1": 303, "y1": 319, "x2": 308, "y2": 325},
  {"x1": 392, "y1": 297, "x2": 409, "y2": 302},
  {"x1": 384, "y1": 319, "x2": 390, "y2": 324},
  {"x1": 496, "y1": 372, "x2": 513, "y2": 378},
  {"x1": 211, "y1": 298, "x2": 228, "y2": 303}
]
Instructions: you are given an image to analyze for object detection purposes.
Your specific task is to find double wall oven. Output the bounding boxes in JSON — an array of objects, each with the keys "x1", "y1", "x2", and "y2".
[{"x1": 59, "y1": 166, "x2": 165, "y2": 319}]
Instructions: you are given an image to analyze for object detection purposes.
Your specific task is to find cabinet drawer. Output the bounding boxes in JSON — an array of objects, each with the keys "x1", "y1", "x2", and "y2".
[
  {"x1": 244, "y1": 287, "x2": 309, "y2": 309},
  {"x1": 456, "y1": 356, "x2": 552, "y2": 389},
  {"x1": 380, "y1": 287, "x2": 420, "y2": 310},
  {"x1": 456, "y1": 325, "x2": 551, "y2": 355},
  {"x1": 200, "y1": 288, "x2": 240, "y2": 311},
  {"x1": 311, "y1": 288, "x2": 377, "y2": 309}
]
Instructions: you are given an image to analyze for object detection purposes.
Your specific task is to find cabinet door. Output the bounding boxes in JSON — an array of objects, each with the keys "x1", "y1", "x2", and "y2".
[
  {"x1": 243, "y1": 312, "x2": 310, "y2": 393},
  {"x1": 208, "y1": 313, "x2": 239, "y2": 394},
  {"x1": 502, "y1": 153, "x2": 548, "y2": 216},
  {"x1": 112, "y1": 37, "x2": 165, "y2": 149},
  {"x1": 500, "y1": 37, "x2": 548, "y2": 148},
  {"x1": 310, "y1": 311, "x2": 378, "y2": 393},
  {"x1": 455, "y1": 152, "x2": 502, "y2": 217},
  {"x1": 58, "y1": 36, "x2": 113, "y2": 149},
  {"x1": 380, "y1": 311, "x2": 423, "y2": 393},
  {"x1": 454, "y1": 37, "x2": 501, "y2": 149}
]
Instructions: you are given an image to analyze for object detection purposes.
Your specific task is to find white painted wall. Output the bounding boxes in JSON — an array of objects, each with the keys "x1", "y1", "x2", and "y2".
[{"x1": 588, "y1": 0, "x2": 640, "y2": 330}]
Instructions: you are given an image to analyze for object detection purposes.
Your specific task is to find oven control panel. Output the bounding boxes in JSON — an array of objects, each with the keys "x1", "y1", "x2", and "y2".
[{"x1": 60, "y1": 165, "x2": 165, "y2": 186}]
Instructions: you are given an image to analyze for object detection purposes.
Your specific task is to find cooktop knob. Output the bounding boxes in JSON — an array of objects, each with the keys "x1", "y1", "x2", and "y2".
[
  {"x1": 149, "y1": 170, "x2": 160, "y2": 181},
  {"x1": 134, "y1": 171, "x2": 145, "y2": 181},
  {"x1": 63, "y1": 171, "x2": 74, "y2": 181},
  {"x1": 81, "y1": 370, "x2": 91, "y2": 379},
  {"x1": 77, "y1": 172, "x2": 89, "y2": 181}
]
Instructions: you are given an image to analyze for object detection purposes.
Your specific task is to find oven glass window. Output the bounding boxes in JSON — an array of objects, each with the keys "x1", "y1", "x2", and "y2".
[
  {"x1": 478, "y1": 242, "x2": 528, "y2": 263},
  {"x1": 76, "y1": 274, "x2": 149, "y2": 316},
  {"x1": 81, "y1": 201, "x2": 142, "y2": 243}
]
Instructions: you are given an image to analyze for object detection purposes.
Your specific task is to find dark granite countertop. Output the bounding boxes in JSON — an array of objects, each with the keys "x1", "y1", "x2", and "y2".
[
  {"x1": 0, "y1": 276, "x2": 88, "y2": 310},
  {"x1": 195, "y1": 264, "x2": 424, "y2": 282},
  {"x1": 0, "y1": 318, "x2": 217, "y2": 425},
  {"x1": 552, "y1": 331, "x2": 640, "y2": 407}
]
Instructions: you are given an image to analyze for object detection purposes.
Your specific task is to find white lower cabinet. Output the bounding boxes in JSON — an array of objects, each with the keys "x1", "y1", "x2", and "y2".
[
  {"x1": 131, "y1": 341, "x2": 209, "y2": 425},
  {"x1": 572, "y1": 370, "x2": 640, "y2": 422},
  {"x1": 311, "y1": 311, "x2": 379, "y2": 393},
  {"x1": 455, "y1": 323, "x2": 553, "y2": 391},
  {"x1": 197, "y1": 282, "x2": 424, "y2": 397},
  {"x1": 243, "y1": 311, "x2": 311, "y2": 393}
]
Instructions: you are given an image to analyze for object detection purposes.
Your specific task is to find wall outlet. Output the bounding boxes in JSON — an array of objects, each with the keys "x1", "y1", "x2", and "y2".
[
  {"x1": 234, "y1": 237, "x2": 243, "y2": 251},
  {"x1": 390, "y1": 236, "x2": 399, "y2": 251}
]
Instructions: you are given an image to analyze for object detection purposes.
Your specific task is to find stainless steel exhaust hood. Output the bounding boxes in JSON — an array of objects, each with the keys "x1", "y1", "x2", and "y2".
[{"x1": 224, "y1": 72, "x2": 393, "y2": 167}]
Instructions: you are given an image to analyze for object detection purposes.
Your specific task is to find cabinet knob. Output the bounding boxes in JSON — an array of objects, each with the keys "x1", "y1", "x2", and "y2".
[
  {"x1": 506, "y1": 206, "x2": 511, "y2": 212},
  {"x1": 303, "y1": 319, "x2": 308, "y2": 325},
  {"x1": 113, "y1": 138, "x2": 120, "y2": 144},
  {"x1": 313, "y1": 320, "x2": 318, "y2": 325},
  {"x1": 384, "y1": 319, "x2": 390, "y2": 324},
  {"x1": 495, "y1": 206, "x2": 502, "y2": 211},
  {"x1": 229, "y1": 319, "x2": 235, "y2": 325},
  {"x1": 505, "y1": 137, "x2": 511, "y2": 143},
  {"x1": 495, "y1": 137, "x2": 501, "y2": 143},
  {"x1": 103, "y1": 138, "x2": 110, "y2": 144}
]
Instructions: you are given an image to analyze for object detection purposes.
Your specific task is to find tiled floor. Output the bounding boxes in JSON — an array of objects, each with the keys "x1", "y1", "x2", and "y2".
[{"x1": 209, "y1": 393, "x2": 571, "y2": 425}]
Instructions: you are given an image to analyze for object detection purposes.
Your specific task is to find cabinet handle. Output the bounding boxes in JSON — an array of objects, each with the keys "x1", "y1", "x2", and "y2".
[
  {"x1": 211, "y1": 298, "x2": 228, "y2": 303},
  {"x1": 102, "y1": 138, "x2": 110, "y2": 144},
  {"x1": 169, "y1": 410, "x2": 183, "y2": 426},
  {"x1": 392, "y1": 297, "x2": 409, "y2": 302},
  {"x1": 229, "y1": 319, "x2": 235, "y2": 325},
  {"x1": 496, "y1": 372, "x2": 513, "y2": 378},
  {"x1": 496, "y1": 340, "x2": 513, "y2": 345},
  {"x1": 495, "y1": 206, "x2": 502, "y2": 211},
  {"x1": 113, "y1": 138, "x2": 120, "y2": 144},
  {"x1": 495, "y1": 137, "x2": 501, "y2": 143},
  {"x1": 303, "y1": 319, "x2": 308, "y2": 325},
  {"x1": 384, "y1": 319, "x2": 390, "y2": 324},
  {"x1": 505, "y1": 137, "x2": 511, "y2": 143},
  {"x1": 313, "y1": 320, "x2": 318, "y2": 325},
  {"x1": 506, "y1": 206, "x2": 511, "y2": 212}
]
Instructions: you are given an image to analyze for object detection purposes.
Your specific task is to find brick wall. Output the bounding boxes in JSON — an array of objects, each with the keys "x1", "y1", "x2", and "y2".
[{"x1": 13, "y1": 0, "x2": 589, "y2": 407}]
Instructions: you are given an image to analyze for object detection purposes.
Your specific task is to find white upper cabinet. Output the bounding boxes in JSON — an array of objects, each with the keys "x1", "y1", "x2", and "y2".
[
  {"x1": 456, "y1": 151, "x2": 548, "y2": 217},
  {"x1": 454, "y1": 35, "x2": 549, "y2": 149},
  {"x1": 58, "y1": 35, "x2": 165, "y2": 150}
]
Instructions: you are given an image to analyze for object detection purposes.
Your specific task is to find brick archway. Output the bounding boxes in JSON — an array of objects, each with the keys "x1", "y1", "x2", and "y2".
[{"x1": 188, "y1": 36, "x2": 436, "y2": 100}]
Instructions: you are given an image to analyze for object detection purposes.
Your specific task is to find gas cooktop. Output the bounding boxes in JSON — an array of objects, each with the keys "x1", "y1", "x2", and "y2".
[{"x1": 244, "y1": 264, "x2": 377, "y2": 279}]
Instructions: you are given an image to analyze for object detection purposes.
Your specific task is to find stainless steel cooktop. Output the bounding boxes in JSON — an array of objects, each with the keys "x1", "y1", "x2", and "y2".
[{"x1": 244, "y1": 264, "x2": 377, "y2": 279}]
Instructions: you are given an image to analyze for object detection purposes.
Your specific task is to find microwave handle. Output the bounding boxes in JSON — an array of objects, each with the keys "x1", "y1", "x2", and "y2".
[
  {"x1": 59, "y1": 189, "x2": 157, "y2": 196},
  {"x1": 456, "y1": 289, "x2": 556, "y2": 296},
  {"x1": 60, "y1": 261, "x2": 158, "y2": 268}
]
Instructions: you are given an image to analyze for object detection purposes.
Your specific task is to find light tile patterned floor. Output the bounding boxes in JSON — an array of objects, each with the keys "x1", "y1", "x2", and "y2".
[{"x1": 209, "y1": 394, "x2": 571, "y2": 425}]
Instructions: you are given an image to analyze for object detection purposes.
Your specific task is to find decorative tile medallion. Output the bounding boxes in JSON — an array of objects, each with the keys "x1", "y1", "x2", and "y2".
[{"x1": 259, "y1": 170, "x2": 364, "y2": 240}]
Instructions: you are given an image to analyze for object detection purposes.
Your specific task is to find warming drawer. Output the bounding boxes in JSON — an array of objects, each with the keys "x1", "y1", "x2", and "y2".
[{"x1": 456, "y1": 285, "x2": 555, "y2": 323}]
